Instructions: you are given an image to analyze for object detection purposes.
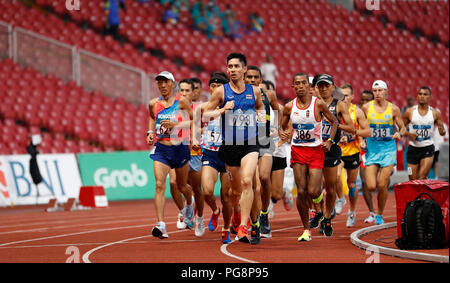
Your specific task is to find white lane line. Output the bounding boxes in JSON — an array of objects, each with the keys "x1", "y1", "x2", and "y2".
[{"x1": 0, "y1": 241, "x2": 148, "y2": 249}]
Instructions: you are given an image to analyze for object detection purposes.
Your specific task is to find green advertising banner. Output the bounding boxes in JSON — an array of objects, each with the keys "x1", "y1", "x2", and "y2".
[{"x1": 77, "y1": 151, "x2": 221, "y2": 201}]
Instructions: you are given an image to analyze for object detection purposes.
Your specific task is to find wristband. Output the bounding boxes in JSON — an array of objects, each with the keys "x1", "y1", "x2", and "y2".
[
  {"x1": 147, "y1": 130, "x2": 154, "y2": 136},
  {"x1": 327, "y1": 138, "x2": 335, "y2": 144}
]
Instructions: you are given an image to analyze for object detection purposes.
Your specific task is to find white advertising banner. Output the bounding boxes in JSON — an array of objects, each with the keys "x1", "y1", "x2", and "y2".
[{"x1": 0, "y1": 154, "x2": 82, "y2": 206}]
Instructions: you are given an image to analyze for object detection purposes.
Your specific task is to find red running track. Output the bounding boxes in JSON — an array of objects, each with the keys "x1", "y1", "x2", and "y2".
[{"x1": 0, "y1": 191, "x2": 447, "y2": 263}]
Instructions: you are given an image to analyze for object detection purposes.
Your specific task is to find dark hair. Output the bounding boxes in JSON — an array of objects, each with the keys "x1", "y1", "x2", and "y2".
[
  {"x1": 361, "y1": 89, "x2": 374, "y2": 100},
  {"x1": 311, "y1": 74, "x2": 320, "y2": 87},
  {"x1": 340, "y1": 83, "x2": 354, "y2": 94},
  {"x1": 227, "y1": 52, "x2": 247, "y2": 67},
  {"x1": 418, "y1": 86, "x2": 432, "y2": 94},
  {"x1": 209, "y1": 71, "x2": 229, "y2": 85},
  {"x1": 190, "y1": 77, "x2": 202, "y2": 87},
  {"x1": 179, "y1": 78, "x2": 194, "y2": 91},
  {"x1": 246, "y1": 65, "x2": 262, "y2": 76},
  {"x1": 292, "y1": 72, "x2": 309, "y2": 83}
]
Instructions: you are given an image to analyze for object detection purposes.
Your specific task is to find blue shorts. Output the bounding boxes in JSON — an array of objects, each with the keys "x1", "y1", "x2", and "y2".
[
  {"x1": 365, "y1": 148, "x2": 397, "y2": 168},
  {"x1": 150, "y1": 142, "x2": 190, "y2": 169},
  {"x1": 202, "y1": 149, "x2": 226, "y2": 173},
  {"x1": 189, "y1": 155, "x2": 202, "y2": 172}
]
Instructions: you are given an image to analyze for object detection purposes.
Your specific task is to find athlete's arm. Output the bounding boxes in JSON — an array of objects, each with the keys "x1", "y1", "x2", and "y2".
[
  {"x1": 267, "y1": 88, "x2": 281, "y2": 127},
  {"x1": 192, "y1": 102, "x2": 204, "y2": 146},
  {"x1": 146, "y1": 99, "x2": 157, "y2": 145},
  {"x1": 205, "y1": 85, "x2": 225, "y2": 112},
  {"x1": 355, "y1": 107, "x2": 371, "y2": 138},
  {"x1": 280, "y1": 100, "x2": 293, "y2": 142},
  {"x1": 433, "y1": 108, "x2": 446, "y2": 136},
  {"x1": 402, "y1": 107, "x2": 416, "y2": 141},
  {"x1": 392, "y1": 104, "x2": 406, "y2": 140},
  {"x1": 337, "y1": 101, "x2": 355, "y2": 134}
]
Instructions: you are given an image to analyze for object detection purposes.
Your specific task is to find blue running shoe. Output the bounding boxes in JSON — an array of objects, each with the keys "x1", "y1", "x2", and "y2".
[{"x1": 375, "y1": 214, "x2": 384, "y2": 225}]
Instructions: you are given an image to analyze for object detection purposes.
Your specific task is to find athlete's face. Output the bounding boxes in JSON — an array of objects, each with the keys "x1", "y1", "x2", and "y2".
[
  {"x1": 179, "y1": 82, "x2": 193, "y2": 101},
  {"x1": 227, "y1": 58, "x2": 246, "y2": 81},
  {"x1": 372, "y1": 87, "x2": 387, "y2": 102},
  {"x1": 192, "y1": 82, "x2": 201, "y2": 101},
  {"x1": 360, "y1": 93, "x2": 373, "y2": 105},
  {"x1": 317, "y1": 82, "x2": 334, "y2": 99},
  {"x1": 341, "y1": 88, "x2": 353, "y2": 105},
  {"x1": 157, "y1": 78, "x2": 174, "y2": 98},
  {"x1": 292, "y1": 75, "x2": 310, "y2": 97},
  {"x1": 417, "y1": 88, "x2": 431, "y2": 105},
  {"x1": 244, "y1": 70, "x2": 262, "y2": 86}
]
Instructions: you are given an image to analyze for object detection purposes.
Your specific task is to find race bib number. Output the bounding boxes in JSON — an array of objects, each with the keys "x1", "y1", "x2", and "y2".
[
  {"x1": 322, "y1": 121, "x2": 332, "y2": 139},
  {"x1": 370, "y1": 124, "x2": 392, "y2": 141},
  {"x1": 293, "y1": 123, "x2": 315, "y2": 143},
  {"x1": 228, "y1": 113, "x2": 255, "y2": 127},
  {"x1": 207, "y1": 130, "x2": 222, "y2": 144},
  {"x1": 156, "y1": 122, "x2": 172, "y2": 139},
  {"x1": 412, "y1": 125, "x2": 432, "y2": 141}
]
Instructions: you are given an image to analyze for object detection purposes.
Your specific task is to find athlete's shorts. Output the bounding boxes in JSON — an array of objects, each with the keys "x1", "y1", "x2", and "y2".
[
  {"x1": 341, "y1": 152, "x2": 362, "y2": 170},
  {"x1": 365, "y1": 148, "x2": 397, "y2": 168},
  {"x1": 189, "y1": 155, "x2": 202, "y2": 172},
  {"x1": 150, "y1": 142, "x2": 190, "y2": 169},
  {"x1": 290, "y1": 145, "x2": 324, "y2": 169},
  {"x1": 272, "y1": 156, "x2": 287, "y2": 172},
  {"x1": 218, "y1": 140, "x2": 260, "y2": 167},
  {"x1": 202, "y1": 149, "x2": 226, "y2": 173},
  {"x1": 432, "y1": 150, "x2": 440, "y2": 167},
  {"x1": 258, "y1": 136, "x2": 275, "y2": 157},
  {"x1": 360, "y1": 150, "x2": 367, "y2": 168},
  {"x1": 324, "y1": 143, "x2": 342, "y2": 168},
  {"x1": 406, "y1": 144, "x2": 435, "y2": 165}
]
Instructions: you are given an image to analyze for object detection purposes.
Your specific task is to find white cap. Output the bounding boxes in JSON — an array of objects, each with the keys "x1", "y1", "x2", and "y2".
[
  {"x1": 372, "y1": 80, "x2": 387, "y2": 89},
  {"x1": 155, "y1": 71, "x2": 175, "y2": 82}
]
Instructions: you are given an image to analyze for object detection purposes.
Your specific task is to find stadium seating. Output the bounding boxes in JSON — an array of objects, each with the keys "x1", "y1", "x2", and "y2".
[{"x1": 0, "y1": 0, "x2": 448, "y2": 155}]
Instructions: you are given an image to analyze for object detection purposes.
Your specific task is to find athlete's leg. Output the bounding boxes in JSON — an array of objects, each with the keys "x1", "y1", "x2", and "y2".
[
  {"x1": 237, "y1": 152, "x2": 259, "y2": 227},
  {"x1": 322, "y1": 165, "x2": 338, "y2": 219},
  {"x1": 407, "y1": 163, "x2": 420, "y2": 181},
  {"x1": 365, "y1": 164, "x2": 380, "y2": 193},
  {"x1": 202, "y1": 166, "x2": 219, "y2": 213},
  {"x1": 189, "y1": 169, "x2": 204, "y2": 217},
  {"x1": 418, "y1": 156, "x2": 434, "y2": 180},
  {"x1": 220, "y1": 172, "x2": 232, "y2": 229},
  {"x1": 376, "y1": 164, "x2": 394, "y2": 216},
  {"x1": 175, "y1": 162, "x2": 193, "y2": 206},
  {"x1": 271, "y1": 169, "x2": 285, "y2": 201},
  {"x1": 336, "y1": 161, "x2": 344, "y2": 200},
  {"x1": 153, "y1": 161, "x2": 172, "y2": 222},
  {"x1": 169, "y1": 169, "x2": 185, "y2": 211},
  {"x1": 292, "y1": 163, "x2": 309, "y2": 229},
  {"x1": 346, "y1": 167, "x2": 360, "y2": 212},
  {"x1": 360, "y1": 165, "x2": 375, "y2": 213},
  {"x1": 251, "y1": 169, "x2": 262, "y2": 222},
  {"x1": 259, "y1": 155, "x2": 273, "y2": 211}
]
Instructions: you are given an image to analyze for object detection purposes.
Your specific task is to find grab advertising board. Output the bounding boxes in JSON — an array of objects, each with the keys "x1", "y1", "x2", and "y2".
[{"x1": 0, "y1": 154, "x2": 82, "y2": 206}]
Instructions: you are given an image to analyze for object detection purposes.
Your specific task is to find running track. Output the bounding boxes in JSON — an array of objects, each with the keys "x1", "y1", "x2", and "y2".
[{"x1": 0, "y1": 191, "x2": 447, "y2": 263}]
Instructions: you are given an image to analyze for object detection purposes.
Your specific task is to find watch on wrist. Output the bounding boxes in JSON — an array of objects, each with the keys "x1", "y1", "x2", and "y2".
[{"x1": 327, "y1": 138, "x2": 335, "y2": 144}]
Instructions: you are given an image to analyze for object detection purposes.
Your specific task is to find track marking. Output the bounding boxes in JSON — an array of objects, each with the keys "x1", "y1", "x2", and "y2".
[{"x1": 0, "y1": 241, "x2": 148, "y2": 249}]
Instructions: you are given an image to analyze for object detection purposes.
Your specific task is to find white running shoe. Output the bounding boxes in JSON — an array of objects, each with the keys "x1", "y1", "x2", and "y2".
[
  {"x1": 364, "y1": 211, "x2": 376, "y2": 223},
  {"x1": 334, "y1": 197, "x2": 346, "y2": 215},
  {"x1": 346, "y1": 211, "x2": 356, "y2": 227},
  {"x1": 195, "y1": 216, "x2": 205, "y2": 237},
  {"x1": 152, "y1": 222, "x2": 168, "y2": 239},
  {"x1": 176, "y1": 209, "x2": 187, "y2": 229}
]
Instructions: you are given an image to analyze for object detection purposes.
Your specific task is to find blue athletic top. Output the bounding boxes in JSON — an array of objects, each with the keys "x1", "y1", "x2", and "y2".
[{"x1": 221, "y1": 83, "x2": 258, "y2": 144}]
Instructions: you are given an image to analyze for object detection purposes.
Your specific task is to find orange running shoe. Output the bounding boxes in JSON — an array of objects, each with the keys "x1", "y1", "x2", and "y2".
[
  {"x1": 237, "y1": 225, "x2": 250, "y2": 243},
  {"x1": 230, "y1": 211, "x2": 241, "y2": 234}
]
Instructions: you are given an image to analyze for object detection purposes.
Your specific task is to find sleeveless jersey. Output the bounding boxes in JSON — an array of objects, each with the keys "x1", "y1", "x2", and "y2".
[
  {"x1": 201, "y1": 115, "x2": 222, "y2": 152},
  {"x1": 408, "y1": 105, "x2": 434, "y2": 148},
  {"x1": 340, "y1": 103, "x2": 360, "y2": 156},
  {"x1": 221, "y1": 83, "x2": 258, "y2": 144},
  {"x1": 154, "y1": 96, "x2": 184, "y2": 142},
  {"x1": 366, "y1": 101, "x2": 396, "y2": 153},
  {"x1": 322, "y1": 98, "x2": 341, "y2": 142},
  {"x1": 260, "y1": 88, "x2": 271, "y2": 137},
  {"x1": 290, "y1": 96, "x2": 322, "y2": 147}
]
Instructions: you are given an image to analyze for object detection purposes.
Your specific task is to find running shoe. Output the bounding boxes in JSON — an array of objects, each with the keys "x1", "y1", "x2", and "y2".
[
  {"x1": 236, "y1": 225, "x2": 250, "y2": 243},
  {"x1": 309, "y1": 209, "x2": 316, "y2": 222},
  {"x1": 297, "y1": 230, "x2": 311, "y2": 242},
  {"x1": 230, "y1": 211, "x2": 241, "y2": 235},
  {"x1": 183, "y1": 204, "x2": 194, "y2": 229},
  {"x1": 176, "y1": 209, "x2": 187, "y2": 230},
  {"x1": 221, "y1": 230, "x2": 231, "y2": 244},
  {"x1": 208, "y1": 209, "x2": 220, "y2": 231},
  {"x1": 364, "y1": 211, "x2": 376, "y2": 223},
  {"x1": 250, "y1": 222, "x2": 261, "y2": 245},
  {"x1": 260, "y1": 211, "x2": 272, "y2": 238},
  {"x1": 268, "y1": 200, "x2": 274, "y2": 219},
  {"x1": 195, "y1": 215, "x2": 205, "y2": 237},
  {"x1": 152, "y1": 222, "x2": 168, "y2": 239},
  {"x1": 346, "y1": 211, "x2": 356, "y2": 228},
  {"x1": 283, "y1": 192, "x2": 294, "y2": 211},
  {"x1": 375, "y1": 214, "x2": 384, "y2": 225},
  {"x1": 320, "y1": 217, "x2": 333, "y2": 237},
  {"x1": 334, "y1": 197, "x2": 346, "y2": 215},
  {"x1": 309, "y1": 211, "x2": 324, "y2": 229}
]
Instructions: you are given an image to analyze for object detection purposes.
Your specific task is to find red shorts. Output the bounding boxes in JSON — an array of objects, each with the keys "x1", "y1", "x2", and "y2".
[
  {"x1": 290, "y1": 145, "x2": 325, "y2": 169},
  {"x1": 360, "y1": 150, "x2": 367, "y2": 168}
]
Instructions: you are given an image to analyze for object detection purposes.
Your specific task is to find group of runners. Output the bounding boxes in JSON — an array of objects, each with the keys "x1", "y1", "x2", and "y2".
[{"x1": 145, "y1": 52, "x2": 447, "y2": 244}]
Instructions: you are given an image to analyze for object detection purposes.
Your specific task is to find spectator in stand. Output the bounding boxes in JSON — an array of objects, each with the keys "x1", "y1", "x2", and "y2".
[
  {"x1": 249, "y1": 12, "x2": 264, "y2": 33},
  {"x1": 222, "y1": 13, "x2": 242, "y2": 40},
  {"x1": 104, "y1": 0, "x2": 126, "y2": 40},
  {"x1": 260, "y1": 55, "x2": 278, "y2": 88},
  {"x1": 163, "y1": 2, "x2": 180, "y2": 25},
  {"x1": 401, "y1": 96, "x2": 415, "y2": 115}
]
